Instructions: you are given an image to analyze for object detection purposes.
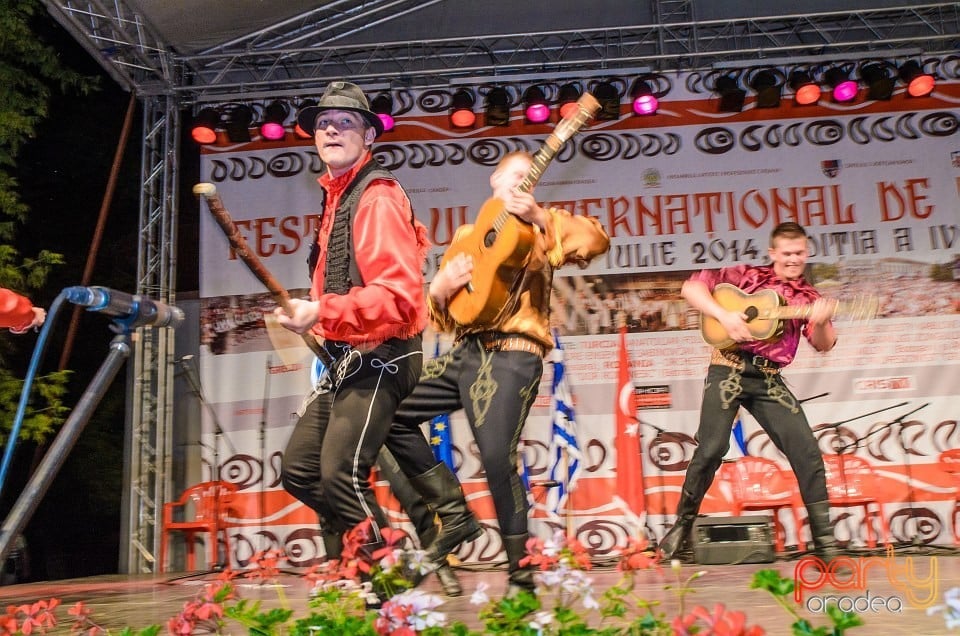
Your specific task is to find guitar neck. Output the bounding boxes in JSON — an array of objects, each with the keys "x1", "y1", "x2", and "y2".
[
  {"x1": 516, "y1": 93, "x2": 599, "y2": 195},
  {"x1": 517, "y1": 146, "x2": 554, "y2": 194},
  {"x1": 766, "y1": 297, "x2": 875, "y2": 322}
]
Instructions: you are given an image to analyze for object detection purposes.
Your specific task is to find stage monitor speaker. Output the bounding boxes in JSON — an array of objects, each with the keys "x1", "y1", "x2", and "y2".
[{"x1": 692, "y1": 515, "x2": 775, "y2": 565}]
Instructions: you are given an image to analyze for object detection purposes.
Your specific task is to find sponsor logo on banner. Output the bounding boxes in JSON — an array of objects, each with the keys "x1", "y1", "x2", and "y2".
[
  {"x1": 951, "y1": 150, "x2": 960, "y2": 168},
  {"x1": 642, "y1": 168, "x2": 661, "y2": 188},
  {"x1": 821, "y1": 159, "x2": 842, "y2": 178},
  {"x1": 635, "y1": 385, "x2": 671, "y2": 409},
  {"x1": 854, "y1": 376, "x2": 914, "y2": 392}
]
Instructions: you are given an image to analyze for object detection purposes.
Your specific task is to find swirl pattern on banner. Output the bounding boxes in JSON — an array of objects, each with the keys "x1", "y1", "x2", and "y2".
[
  {"x1": 695, "y1": 112, "x2": 958, "y2": 154},
  {"x1": 204, "y1": 133, "x2": 681, "y2": 182},
  {"x1": 888, "y1": 506, "x2": 942, "y2": 545}
]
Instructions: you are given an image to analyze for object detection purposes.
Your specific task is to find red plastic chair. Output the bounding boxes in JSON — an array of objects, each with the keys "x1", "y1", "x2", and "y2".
[
  {"x1": 160, "y1": 481, "x2": 239, "y2": 572},
  {"x1": 937, "y1": 449, "x2": 960, "y2": 545},
  {"x1": 717, "y1": 457, "x2": 804, "y2": 552},
  {"x1": 821, "y1": 454, "x2": 890, "y2": 548}
]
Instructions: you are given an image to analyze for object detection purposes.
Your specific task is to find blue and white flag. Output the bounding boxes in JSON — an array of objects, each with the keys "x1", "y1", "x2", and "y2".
[
  {"x1": 428, "y1": 338, "x2": 455, "y2": 470},
  {"x1": 546, "y1": 330, "x2": 582, "y2": 518},
  {"x1": 725, "y1": 409, "x2": 748, "y2": 459}
]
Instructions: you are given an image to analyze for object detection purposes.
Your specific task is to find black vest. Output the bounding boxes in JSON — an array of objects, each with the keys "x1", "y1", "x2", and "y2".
[{"x1": 306, "y1": 160, "x2": 400, "y2": 294}]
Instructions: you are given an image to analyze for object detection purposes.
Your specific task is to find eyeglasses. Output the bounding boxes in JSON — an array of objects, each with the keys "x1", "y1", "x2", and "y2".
[{"x1": 314, "y1": 114, "x2": 364, "y2": 132}]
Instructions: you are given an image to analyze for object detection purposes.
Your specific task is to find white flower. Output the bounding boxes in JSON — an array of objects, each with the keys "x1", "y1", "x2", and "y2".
[
  {"x1": 390, "y1": 588, "x2": 444, "y2": 612},
  {"x1": 404, "y1": 549, "x2": 434, "y2": 576},
  {"x1": 469, "y1": 581, "x2": 491, "y2": 605},
  {"x1": 582, "y1": 591, "x2": 600, "y2": 610},
  {"x1": 528, "y1": 610, "x2": 554, "y2": 630},
  {"x1": 409, "y1": 610, "x2": 447, "y2": 630},
  {"x1": 538, "y1": 568, "x2": 566, "y2": 587}
]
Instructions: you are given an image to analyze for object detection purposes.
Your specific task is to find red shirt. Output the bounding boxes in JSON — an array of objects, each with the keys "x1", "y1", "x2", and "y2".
[
  {"x1": 690, "y1": 264, "x2": 823, "y2": 366},
  {"x1": 309, "y1": 153, "x2": 429, "y2": 347}
]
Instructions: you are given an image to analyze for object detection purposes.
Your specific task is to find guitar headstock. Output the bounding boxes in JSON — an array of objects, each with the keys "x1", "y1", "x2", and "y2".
[{"x1": 553, "y1": 93, "x2": 601, "y2": 144}]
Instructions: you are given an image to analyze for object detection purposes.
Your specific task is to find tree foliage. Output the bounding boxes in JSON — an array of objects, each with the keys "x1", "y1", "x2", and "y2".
[{"x1": 0, "y1": 0, "x2": 97, "y2": 445}]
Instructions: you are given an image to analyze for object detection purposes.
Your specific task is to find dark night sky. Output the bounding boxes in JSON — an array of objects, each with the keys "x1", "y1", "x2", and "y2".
[{"x1": 2, "y1": 12, "x2": 199, "y2": 581}]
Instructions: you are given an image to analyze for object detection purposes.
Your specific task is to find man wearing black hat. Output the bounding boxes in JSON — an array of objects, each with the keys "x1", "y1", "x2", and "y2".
[{"x1": 275, "y1": 81, "x2": 479, "y2": 595}]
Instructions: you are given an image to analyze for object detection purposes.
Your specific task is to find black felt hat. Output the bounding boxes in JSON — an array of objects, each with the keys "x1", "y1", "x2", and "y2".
[{"x1": 296, "y1": 81, "x2": 384, "y2": 137}]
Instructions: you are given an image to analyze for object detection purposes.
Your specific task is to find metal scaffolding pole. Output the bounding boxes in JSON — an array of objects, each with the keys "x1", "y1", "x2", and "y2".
[{"x1": 119, "y1": 93, "x2": 180, "y2": 574}]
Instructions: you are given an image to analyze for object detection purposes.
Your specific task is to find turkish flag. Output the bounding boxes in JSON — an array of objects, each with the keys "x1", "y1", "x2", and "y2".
[{"x1": 614, "y1": 325, "x2": 645, "y2": 522}]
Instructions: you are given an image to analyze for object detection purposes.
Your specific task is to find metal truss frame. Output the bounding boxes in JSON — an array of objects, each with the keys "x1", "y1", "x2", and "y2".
[
  {"x1": 118, "y1": 94, "x2": 181, "y2": 574},
  {"x1": 43, "y1": 2, "x2": 960, "y2": 101},
  {"x1": 38, "y1": 0, "x2": 960, "y2": 573}
]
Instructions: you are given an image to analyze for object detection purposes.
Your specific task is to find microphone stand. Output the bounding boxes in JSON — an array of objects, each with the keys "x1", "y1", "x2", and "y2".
[
  {"x1": 839, "y1": 403, "x2": 930, "y2": 548},
  {"x1": 832, "y1": 402, "x2": 928, "y2": 552},
  {"x1": 168, "y1": 356, "x2": 237, "y2": 581},
  {"x1": 0, "y1": 331, "x2": 133, "y2": 565},
  {"x1": 260, "y1": 356, "x2": 270, "y2": 556},
  {"x1": 640, "y1": 419, "x2": 669, "y2": 534}
]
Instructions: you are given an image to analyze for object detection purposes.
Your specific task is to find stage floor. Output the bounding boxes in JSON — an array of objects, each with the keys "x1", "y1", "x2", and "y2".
[{"x1": 0, "y1": 550, "x2": 957, "y2": 635}]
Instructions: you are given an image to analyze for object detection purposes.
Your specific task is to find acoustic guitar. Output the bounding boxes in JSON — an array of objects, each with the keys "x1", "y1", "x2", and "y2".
[
  {"x1": 443, "y1": 92, "x2": 601, "y2": 326},
  {"x1": 700, "y1": 282, "x2": 879, "y2": 349}
]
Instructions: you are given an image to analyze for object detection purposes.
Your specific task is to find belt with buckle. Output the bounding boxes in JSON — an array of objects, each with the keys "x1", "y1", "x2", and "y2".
[
  {"x1": 476, "y1": 332, "x2": 546, "y2": 358},
  {"x1": 711, "y1": 348, "x2": 781, "y2": 372}
]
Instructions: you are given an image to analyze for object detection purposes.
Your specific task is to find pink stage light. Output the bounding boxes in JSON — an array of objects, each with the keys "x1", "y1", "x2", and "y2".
[{"x1": 832, "y1": 79, "x2": 858, "y2": 102}]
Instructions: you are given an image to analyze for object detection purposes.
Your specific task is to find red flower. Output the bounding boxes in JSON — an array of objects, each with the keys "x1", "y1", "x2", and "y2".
[
  {"x1": 617, "y1": 536, "x2": 661, "y2": 572},
  {"x1": 675, "y1": 604, "x2": 766, "y2": 636},
  {"x1": 244, "y1": 549, "x2": 286, "y2": 581}
]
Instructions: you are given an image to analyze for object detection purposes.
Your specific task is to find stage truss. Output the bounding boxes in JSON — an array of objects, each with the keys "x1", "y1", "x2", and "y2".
[{"x1": 38, "y1": 0, "x2": 960, "y2": 573}]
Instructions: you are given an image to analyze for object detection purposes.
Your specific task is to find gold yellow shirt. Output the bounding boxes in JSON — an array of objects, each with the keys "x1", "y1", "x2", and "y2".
[{"x1": 430, "y1": 207, "x2": 610, "y2": 352}]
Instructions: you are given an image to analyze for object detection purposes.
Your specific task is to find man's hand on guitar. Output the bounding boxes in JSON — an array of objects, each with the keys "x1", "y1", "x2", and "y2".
[
  {"x1": 504, "y1": 191, "x2": 547, "y2": 229},
  {"x1": 806, "y1": 297, "x2": 838, "y2": 328},
  {"x1": 717, "y1": 310, "x2": 755, "y2": 343},
  {"x1": 274, "y1": 298, "x2": 320, "y2": 334},
  {"x1": 430, "y1": 253, "x2": 474, "y2": 309}
]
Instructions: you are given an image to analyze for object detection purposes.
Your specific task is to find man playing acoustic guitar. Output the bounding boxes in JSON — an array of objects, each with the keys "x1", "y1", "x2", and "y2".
[
  {"x1": 385, "y1": 151, "x2": 609, "y2": 596},
  {"x1": 658, "y1": 221, "x2": 841, "y2": 564}
]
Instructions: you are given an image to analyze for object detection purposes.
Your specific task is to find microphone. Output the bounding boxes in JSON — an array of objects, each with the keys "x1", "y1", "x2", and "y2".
[{"x1": 64, "y1": 286, "x2": 184, "y2": 329}]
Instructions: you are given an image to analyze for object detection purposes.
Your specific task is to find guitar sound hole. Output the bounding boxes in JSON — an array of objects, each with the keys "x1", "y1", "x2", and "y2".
[
  {"x1": 744, "y1": 306, "x2": 758, "y2": 323},
  {"x1": 483, "y1": 230, "x2": 497, "y2": 248}
]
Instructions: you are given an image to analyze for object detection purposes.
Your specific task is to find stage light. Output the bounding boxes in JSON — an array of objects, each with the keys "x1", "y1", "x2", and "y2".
[
  {"x1": 190, "y1": 108, "x2": 220, "y2": 144},
  {"x1": 450, "y1": 88, "x2": 477, "y2": 128},
  {"x1": 629, "y1": 78, "x2": 658, "y2": 115},
  {"x1": 259, "y1": 100, "x2": 288, "y2": 140},
  {"x1": 294, "y1": 99, "x2": 317, "y2": 138},
  {"x1": 370, "y1": 93, "x2": 395, "y2": 132},
  {"x1": 223, "y1": 104, "x2": 253, "y2": 142},
  {"x1": 593, "y1": 81, "x2": 621, "y2": 120},
  {"x1": 899, "y1": 60, "x2": 935, "y2": 97},
  {"x1": 789, "y1": 70, "x2": 820, "y2": 105},
  {"x1": 522, "y1": 85, "x2": 550, "y2": 124},
  {"x1": 825, "y1": 67, "x2": 857, "y2": 103},
  {"x1": 861, "y1": 63, "x2": 894, "y2": 101},
  {"x1": 558, "y1": 83, "x2": 582, "y2": 119},
  {"x1": 484, "y1": 86, "x2": 511, "y2": 126},
  {"x1": 716, "y1": 74, "x2": 746, "y2": 113},
  {"x1": 749, "y1": 69, "x2": 781, "y2": 108}
]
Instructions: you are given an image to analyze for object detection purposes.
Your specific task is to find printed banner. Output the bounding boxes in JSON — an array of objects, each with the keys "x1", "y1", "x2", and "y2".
[{"x1": 197, "y1": 72, "x2": 960, "y2": 566}]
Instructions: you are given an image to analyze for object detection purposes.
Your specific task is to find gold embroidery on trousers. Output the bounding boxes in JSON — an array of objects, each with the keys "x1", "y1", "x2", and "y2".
[
  {"x1": 764, "y1": 370, "x2": 799, "y2": 413},
  {"x1": 422, "y1": 355, "x2": 448, "y2": 380},
  {"x1": 469, "y1": 347, "x2": 497, "y2": 428},
  {"x1": 718, "y1": 365, "x2": 744, "y2": 410}
]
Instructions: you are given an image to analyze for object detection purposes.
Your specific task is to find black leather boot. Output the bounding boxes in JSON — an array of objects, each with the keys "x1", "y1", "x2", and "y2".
[
  {"x1": 807, "y1": 500, "x2": 840, "y2": 562},
  {"x1": 321, "y1": 528, "x2": 343, "y2": 562},
  {"x1": 658, "y1": 488, "x2": 700, "y2": 561},
  {"x1": 411, "y1": 514, "x2": 464, "y2": 596},
  {"x1": 380, "y1": 452, "x2": 466, "y2": 596},
  {"x1": 411, "y1": 463, "x2": 483, "y2": 566},
  {"x1": 503, "y1": 533, "x2": 535, "y2": 597}
]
